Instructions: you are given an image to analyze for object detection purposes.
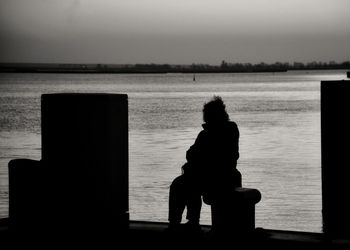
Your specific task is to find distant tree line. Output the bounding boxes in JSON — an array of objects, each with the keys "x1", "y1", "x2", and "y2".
[
  {"x1": 197, "y1": 60, "x2": 350, "y2": 73},
  {"x1": 0, "y1": 61, "x2": 349, "y2": 73}
]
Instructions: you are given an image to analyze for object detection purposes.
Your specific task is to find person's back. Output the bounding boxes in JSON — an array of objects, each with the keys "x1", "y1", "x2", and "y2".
[{"x1": 187, "y1": 122, "x2": 241, "y2": 201}]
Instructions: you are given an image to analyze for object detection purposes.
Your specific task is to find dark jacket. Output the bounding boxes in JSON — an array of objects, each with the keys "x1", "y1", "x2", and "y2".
[{"x1": 184, "y1": 121, "x2": 241, "y2": 192}]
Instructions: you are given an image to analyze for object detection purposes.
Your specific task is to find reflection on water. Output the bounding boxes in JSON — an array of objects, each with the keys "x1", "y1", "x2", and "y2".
[{"x1": 0, "y1": 70, "x2": 347, "y2": 232}]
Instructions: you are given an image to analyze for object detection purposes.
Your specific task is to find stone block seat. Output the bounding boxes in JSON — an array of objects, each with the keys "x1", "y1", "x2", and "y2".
[{"x1": 203, "y1": 187, "x2": 262, "y2": 235}]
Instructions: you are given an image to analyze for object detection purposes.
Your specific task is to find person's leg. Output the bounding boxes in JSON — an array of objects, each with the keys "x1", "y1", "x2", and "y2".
[
  {"x1": 168, "y1": 175, "x2": 186, "y2": 225},
  {"x1": 185, "y1": 184, "x2": 202, "y2": 225}
]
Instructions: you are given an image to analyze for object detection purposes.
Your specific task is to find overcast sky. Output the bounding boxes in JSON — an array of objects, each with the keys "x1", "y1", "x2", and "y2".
[{"x1": 1, "y1": 0, "x2": 349, "y2": 64}]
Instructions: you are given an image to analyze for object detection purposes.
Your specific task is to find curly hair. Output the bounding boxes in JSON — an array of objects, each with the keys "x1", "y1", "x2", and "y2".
[{"x1": 203, "y1": 96, "x2": 229, "y2": 124}]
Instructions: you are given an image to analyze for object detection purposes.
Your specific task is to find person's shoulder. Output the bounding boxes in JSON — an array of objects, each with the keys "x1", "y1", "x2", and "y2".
[{"x1": 228, "y1": 121, "x2": 238, "y2": 128}]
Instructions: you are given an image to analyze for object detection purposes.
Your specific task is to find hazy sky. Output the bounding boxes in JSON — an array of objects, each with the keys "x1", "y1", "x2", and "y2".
[{"x1": 1, "y1": 0, "x2": 349, "y2": 64}]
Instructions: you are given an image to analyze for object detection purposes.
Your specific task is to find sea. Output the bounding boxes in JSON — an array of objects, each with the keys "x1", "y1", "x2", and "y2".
[{"x1": 0, "y1": 70, "x2": 348, "y2": 232}]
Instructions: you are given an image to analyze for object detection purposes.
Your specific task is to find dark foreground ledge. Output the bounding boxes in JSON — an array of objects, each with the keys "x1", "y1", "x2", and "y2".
[
  {"x1": 1, "y1": 219, "x2": 349, "y2": 249},
  {"x1": 128, "y1": 221, "x2": 350, "y2": 249}
]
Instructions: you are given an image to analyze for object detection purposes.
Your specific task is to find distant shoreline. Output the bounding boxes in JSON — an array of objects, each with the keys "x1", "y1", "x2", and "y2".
[
  {"x1": 0, "y1": 69, "x2": 288, "y2": 74},
  {"x1": 1, "y1": 62, "x2": 349, "y2": 74}
]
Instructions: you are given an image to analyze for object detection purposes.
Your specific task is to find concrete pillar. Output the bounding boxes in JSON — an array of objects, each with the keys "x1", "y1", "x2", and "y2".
[
  {"x1": 41, "y1": 93, "x2": 129, "y2": 235},
  {"x1": 321, "y1": 80, "x2": 350, "y2": 235}
]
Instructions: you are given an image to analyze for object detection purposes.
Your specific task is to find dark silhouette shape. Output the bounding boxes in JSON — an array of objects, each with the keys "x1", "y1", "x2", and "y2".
[
  {"x1": 7, "y1": 94, "x2": 129, "y2": 245},
  {"x1": 321, "y1": 80, "x2": 350, "y2": 236},
  {"x1": 8, "y1": 159, "x2": 44, "y2": 234},
  {"x1": 168, "y1": 96, "x2": 242, "y2": 231}
]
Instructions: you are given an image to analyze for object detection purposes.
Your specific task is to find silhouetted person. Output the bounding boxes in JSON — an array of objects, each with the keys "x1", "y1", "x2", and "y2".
[{"x1": 168, "y1": 96, "x2": 241, "y2": 231}]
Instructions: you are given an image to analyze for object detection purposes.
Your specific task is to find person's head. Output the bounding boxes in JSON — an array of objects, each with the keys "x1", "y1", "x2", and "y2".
[{"x1": 203, "y1": 96, "x2": 229, "y2": 124}]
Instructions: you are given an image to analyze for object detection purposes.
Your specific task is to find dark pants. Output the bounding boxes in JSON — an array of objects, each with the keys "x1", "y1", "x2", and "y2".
[{"x1": 168, "y1": 175, "x2": 202, "y2": 224}]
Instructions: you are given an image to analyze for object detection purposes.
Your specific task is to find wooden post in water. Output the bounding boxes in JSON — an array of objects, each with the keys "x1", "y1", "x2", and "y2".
[
  {"x1": 321, "y1": 80, "x2": 350, "y2": 235},
  {"x1": 41, "y1": 93, "x2": 129, "y2": 237}
]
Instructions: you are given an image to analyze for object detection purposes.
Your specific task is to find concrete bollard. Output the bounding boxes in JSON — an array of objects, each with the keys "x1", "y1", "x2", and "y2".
[
  {"x1": 8, "y1": 159, "x2": 44, "y2": 234},
  {"x1": 205, "y1": 187, "x2": 261, "y2": 235}
]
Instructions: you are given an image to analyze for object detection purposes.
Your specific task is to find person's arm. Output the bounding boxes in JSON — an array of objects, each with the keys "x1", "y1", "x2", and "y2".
[{"x1": 186, "y1": 130, "x2": 206, "y2": 163}]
